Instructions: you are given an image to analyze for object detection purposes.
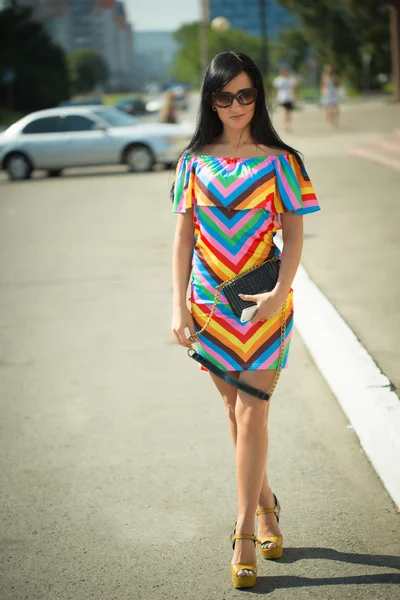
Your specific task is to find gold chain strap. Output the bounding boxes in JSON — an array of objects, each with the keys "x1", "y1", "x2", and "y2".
[
  {"x1": 267, "y1": 297, "x2": 287, "y2": 397},
  {"x1": 189, "y1": 257, "x2": 287, "y2": 398}
]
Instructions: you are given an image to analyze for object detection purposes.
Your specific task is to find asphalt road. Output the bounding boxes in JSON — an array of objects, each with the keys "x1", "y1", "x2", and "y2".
[{"x1": 0, "y1": 168, "x2": 399, "y2": 599}]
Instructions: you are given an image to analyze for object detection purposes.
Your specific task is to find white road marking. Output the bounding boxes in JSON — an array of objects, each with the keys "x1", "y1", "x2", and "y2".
[
  {"x1": 370, "y1": 138, "x2": 400, "y2": 153},
  {"x1": 348, "y1": 147, "x2": 400, "y2": 171},
  {"x1": 294, "y1": 264, "x2": 400, "y2": 509},
  {"x1": 275, "y1": 234, "x2": 400, "y2": 508}
]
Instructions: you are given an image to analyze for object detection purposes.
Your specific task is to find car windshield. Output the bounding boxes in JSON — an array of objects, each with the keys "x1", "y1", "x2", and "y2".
[{"x1": 91, "y1": 108, "x2": 139, "y2": 127}]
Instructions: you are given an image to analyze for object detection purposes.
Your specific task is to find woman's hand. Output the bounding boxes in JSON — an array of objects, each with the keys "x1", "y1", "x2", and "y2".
[
  {"x1": 238, "y1": 290, "x2": 286, "y2": 324},
  {"x1": 171, "y1": 305, "x2": 196, "y2": 348}
]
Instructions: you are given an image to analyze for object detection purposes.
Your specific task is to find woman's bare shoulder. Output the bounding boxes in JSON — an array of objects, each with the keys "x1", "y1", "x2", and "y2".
[{"x1": 257, "y1": 144, "x2": 289, "y2": 157}]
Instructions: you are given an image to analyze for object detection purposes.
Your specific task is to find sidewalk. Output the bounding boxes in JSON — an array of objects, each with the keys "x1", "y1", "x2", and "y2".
[
  {"x1": 280, "y1": 100, "x2": 400, "y2": 393},
  {"x1": 274, "y1": 100, "x2": 400, "y2": 507}
]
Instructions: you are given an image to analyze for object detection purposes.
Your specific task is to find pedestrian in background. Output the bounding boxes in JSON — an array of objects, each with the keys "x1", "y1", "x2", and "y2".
[
  {"x1": 320, "y1": 64, "x2": 340, "y2": 128},
  {"x1": 171, "y1": 51, "x2": 320, "y2": 590},
  {"x1": 159, "y1": 90, "x2": 178, "y2": 123},
  {"x1": 273, "y1": 66, "x2": 298, "y2": 133}
]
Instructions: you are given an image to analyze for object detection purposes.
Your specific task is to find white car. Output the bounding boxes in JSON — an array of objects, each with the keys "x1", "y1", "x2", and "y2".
[{"x1": 0, "y1": 106, "x2": 193, "y2": 180}]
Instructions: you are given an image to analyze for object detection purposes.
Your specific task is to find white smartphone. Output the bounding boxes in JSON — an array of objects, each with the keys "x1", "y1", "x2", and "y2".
[{"x1": 240, "y1": 305, "x2": 258, "y2": 323}]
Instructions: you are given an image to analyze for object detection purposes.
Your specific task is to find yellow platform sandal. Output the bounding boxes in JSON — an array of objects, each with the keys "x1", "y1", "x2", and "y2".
[
  {"x1": 230, "y1": 530, "x2": 258, "y2": 589},
  {"x1": 256, "y1": 494, "x2": 283, "y2": 560}
]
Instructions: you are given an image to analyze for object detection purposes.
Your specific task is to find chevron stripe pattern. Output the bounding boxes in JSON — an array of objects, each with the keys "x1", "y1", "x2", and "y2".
[{"x1": 173, "y1": 152, "x2": 320, "y2": 371}]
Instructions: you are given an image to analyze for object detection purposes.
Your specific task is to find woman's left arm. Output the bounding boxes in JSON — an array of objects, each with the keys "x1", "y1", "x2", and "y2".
[
  {"x1": 274, "y1": 212, "x2": 303, "y2": 301},
  {"x1": 239, "y1": 213, "x2": 303, "y2": 323}
]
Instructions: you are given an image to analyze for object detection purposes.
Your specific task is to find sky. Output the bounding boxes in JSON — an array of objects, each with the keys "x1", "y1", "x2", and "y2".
[
  {"x1": 0, "y1": 0, "x2": 198, "y2": 32},
  {"x1": 0, "y1": 1, "x2": 198, "y2": 32},
  {"x1": 125, "y1": 0, "x2": 199, "y2": 31}
]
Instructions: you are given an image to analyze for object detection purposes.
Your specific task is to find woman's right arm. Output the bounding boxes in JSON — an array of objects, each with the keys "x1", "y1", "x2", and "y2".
[{"x1": 171, "y1": 210, "x2": 196, "y2": 348}]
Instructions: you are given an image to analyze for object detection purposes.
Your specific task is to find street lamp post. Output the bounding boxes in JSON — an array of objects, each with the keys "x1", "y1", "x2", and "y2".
[
  {"x1": 390, "y1": 1, "x2": 400, "y2": 101},
  {"x1": 199, "y1": 0, "x2": 210, "y2": 77},
  {"x1": 258, "y1": 0, "x2": 269, "y2": 77}
]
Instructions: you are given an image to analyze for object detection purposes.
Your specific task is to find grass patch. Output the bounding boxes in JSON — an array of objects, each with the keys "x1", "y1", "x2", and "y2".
[
  {"x1": 383, "y1": 81, "x2": 394, "y2": 95},
  {"x1": 102, "y1": 92, "x2": 142, "y2": 105},
  {"x1": 344, "y1": 86, "x2": 361, "y2": 98},
  {"x1": 299, "y1": 86, "x2": 320, "y2": 102}
]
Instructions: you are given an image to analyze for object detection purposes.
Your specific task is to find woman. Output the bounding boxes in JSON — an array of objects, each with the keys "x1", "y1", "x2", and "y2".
[
  {"x1": 273, "y1": 66, "x2": 298, "y2": 133},
  {"x1": 171, "y1": 51, "x2": 320, "y2": 589},
  {"x1": 159, "y1": 90, "x2": 178, "y2": 124},
  {"x1": 320, "y1": 64, "x2": 340, "y2": 128}
]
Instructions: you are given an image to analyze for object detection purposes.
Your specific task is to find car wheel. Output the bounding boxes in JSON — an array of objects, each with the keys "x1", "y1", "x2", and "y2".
[
  {"x1": 48, "y1": 169, "x2": 63, "y2": 178},
  {"x1": 6, "y1": 153, "x2": 32, "y2": 181},
  {"x1": 125, "y1": 144, "x2": 155, "y2": 172}
]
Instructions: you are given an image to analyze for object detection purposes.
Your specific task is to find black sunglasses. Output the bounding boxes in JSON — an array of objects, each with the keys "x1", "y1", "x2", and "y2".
[{"x1": 212, "y1": 87, "x2": 258, "y2": 108}]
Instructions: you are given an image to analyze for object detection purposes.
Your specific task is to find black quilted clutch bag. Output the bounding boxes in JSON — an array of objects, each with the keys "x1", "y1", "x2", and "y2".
[{"x1": 222, "y1": 258, "x2": 280, "y2": 319}]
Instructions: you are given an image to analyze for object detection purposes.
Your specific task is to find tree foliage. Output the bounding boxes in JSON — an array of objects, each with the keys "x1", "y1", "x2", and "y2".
[
  {"x1": 0, "y1": 2, "x2": 69, "y2": 112},
  {"x1": 67, "y1": 50, "x2": 109, "y2": 94},
  {"x1": 277, "y1": 29, "x2": 308, "y2": 74},
  {"x1": 276, "y1": 0, "x2": 391, "y2": 88},
  {"x1": 171, "y1": 23, "x2": 281, "y2": 87},
  {"x1": 172, "y1": 4, "x2": 391, "y2": 91}
]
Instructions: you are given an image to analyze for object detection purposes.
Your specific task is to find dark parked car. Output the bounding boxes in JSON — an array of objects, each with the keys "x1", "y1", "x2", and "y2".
[{"x1": 114, "y1": 97, "x2": 149, "y2": 117}]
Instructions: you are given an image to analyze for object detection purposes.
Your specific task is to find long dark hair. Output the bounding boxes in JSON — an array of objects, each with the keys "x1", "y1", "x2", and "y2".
[
  {"x1": 185, "y1": 51, "x2": 301, "y2": 161},
  {"x1": 171, "y1": 51, "x2": 302, "y2": 199}
]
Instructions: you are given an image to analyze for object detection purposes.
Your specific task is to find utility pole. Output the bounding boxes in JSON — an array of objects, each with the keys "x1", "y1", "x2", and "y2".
[
  {"x1": 390, "y1": 1, "x2": 400, "y2": 101},
  {"x1": 258, "y1": 0, "x2": 269, "y2": 77},
  {"x1": 199, "y1": 0, "x2": 210, "y2": 77}
]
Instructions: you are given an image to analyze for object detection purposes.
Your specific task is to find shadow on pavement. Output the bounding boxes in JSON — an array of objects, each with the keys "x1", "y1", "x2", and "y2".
[
  {"x1": 253, "y1": 573, "x2": 400, "y2": 594},
  {"x1": 242, "y1": 548, "x2": 400, "y2": 595},
  {"x1": 279, "y1": 547, "x2": 400, "y2": 569}
]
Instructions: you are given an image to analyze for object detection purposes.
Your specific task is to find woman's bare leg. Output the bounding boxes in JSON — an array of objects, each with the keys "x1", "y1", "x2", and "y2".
[
  {"x1": 332, "y1": 104, "x2": 339, "y2": 128},
  {"x1": 284, "y1": 107, "x2": 292, "y2": 132},
  {"x1": 325, "y1": 106, "x2": 332, "y2": 125},
  {"x1": 210, "y1": 372, "x2": 281, "y2": 563},
  {"x1": 232, "y1": 369, "x2": 276, "y2": 572},
  {"x1": 210, "y1": 373, "x2": 239, "y2": 443}
]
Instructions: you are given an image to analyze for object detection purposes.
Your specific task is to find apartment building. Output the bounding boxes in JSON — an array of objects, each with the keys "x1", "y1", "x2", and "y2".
[
  {"x1": 17, "y1": 0, "x2": 134, "y2": 90},
  {"x1": 209, "y1": 0, "x2": 296, "y2": 41}
]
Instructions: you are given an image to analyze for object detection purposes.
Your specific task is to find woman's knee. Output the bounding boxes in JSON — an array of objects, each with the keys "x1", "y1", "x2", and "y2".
[
  {"x1": 235, "y1": 371, "x2": 274, "y2": 432},
  {"x1": 209, "y1": 373, "x2": 238, "y2": 424},
  {"x1": 222, "y1": 394, "x2": 237, "y2": 424},
  {"x1": 236, "y1": 397, "x2": 268, "y2": 433}
]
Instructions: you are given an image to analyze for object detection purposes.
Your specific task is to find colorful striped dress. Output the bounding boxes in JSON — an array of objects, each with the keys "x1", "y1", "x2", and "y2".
[{"x1": 172, "y1": 152, "x2": 320, "y2": 371}]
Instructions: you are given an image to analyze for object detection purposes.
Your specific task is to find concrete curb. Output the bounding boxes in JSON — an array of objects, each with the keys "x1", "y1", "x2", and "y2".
[{"x1": 293, "y1": 264, "x2": 400, "y2": 509}]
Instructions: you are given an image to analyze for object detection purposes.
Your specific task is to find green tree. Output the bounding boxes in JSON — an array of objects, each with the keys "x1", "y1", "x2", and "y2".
[
  {"x1": 0, "y1": 1, "x2": 69, "y2": 112},
  {"x1": 171, "y1": 22, "x2": 280, "y2": 87},
  {"x1": 276, "y1": 0, "x2": 391, "y2": 89},
  {"x1": 339, "y1": 0, "x2": 391, "y2": 82},
  {"x1": 68, "y1": 50, "x2": 109, "y2": 94},
  {"x1": 277, "y1": 29, "x2": 309, "y2": 74}
]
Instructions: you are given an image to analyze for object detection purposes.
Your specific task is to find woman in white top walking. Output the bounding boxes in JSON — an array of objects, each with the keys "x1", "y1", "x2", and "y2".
[
  {"x1": 320, "y1": 64, "x2": 340, "y2": 128},
  {"x1": 273, "y1": 67, "x2": 298, "y2": 133}
]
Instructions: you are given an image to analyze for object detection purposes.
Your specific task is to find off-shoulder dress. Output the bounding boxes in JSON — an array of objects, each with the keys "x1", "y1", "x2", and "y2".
[{"x1": 172, "y1": 153, "x2": 320, "y2": 371}]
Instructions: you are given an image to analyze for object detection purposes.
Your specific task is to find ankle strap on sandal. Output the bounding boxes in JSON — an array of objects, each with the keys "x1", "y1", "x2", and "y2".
[
  {"x1": 256, "y1": 508, "x2": 279, "y2": 516},
  {"x1": 256, "y1": 494, "x2": 281, "y2": 518}
]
